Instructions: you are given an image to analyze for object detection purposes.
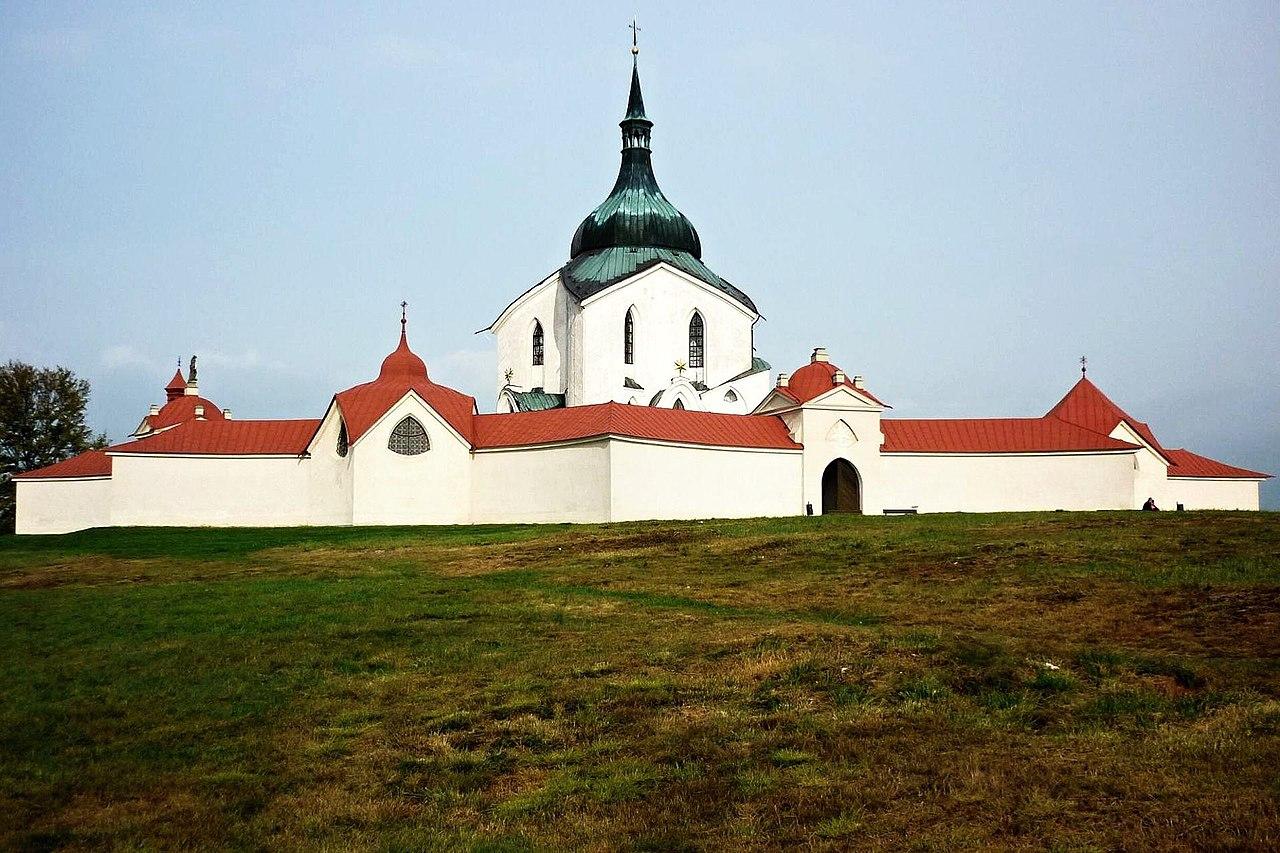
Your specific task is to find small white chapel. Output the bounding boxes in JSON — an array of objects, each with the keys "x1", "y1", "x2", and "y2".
[{"x1": 14, "y1": 48, "x2": 1268, "y2": 533}]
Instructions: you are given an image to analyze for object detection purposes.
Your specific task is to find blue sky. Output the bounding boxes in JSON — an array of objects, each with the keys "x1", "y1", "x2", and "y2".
[{"x1": 2, "y1": 2, "x2": 1277, "y2": 506}]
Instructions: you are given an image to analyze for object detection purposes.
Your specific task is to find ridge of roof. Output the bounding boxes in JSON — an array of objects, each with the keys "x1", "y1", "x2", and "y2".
[
  {"x1": 12, "y1": 448, "x2": 112, "y2": 480},
  {"x1": 881, "y1": 416, "x2": 1139, "y2": 454},
  {"x1": 109, "y1": 418, "x2": 320, "y2": 456},
  {"x1": 1164, "y1": 447, "x2": 1271, "y2": 479},
  {"x1": 473, "y1": 402, "x2": 799, "y2": 450},
  {"x1": 1045, "y1": 377, "x2": 1169, "y2": 462}
]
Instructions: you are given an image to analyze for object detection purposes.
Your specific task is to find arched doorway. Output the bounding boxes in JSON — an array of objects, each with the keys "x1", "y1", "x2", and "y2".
[{"x1": 821, "y1": 459, "x2": 862, "y2": 514}]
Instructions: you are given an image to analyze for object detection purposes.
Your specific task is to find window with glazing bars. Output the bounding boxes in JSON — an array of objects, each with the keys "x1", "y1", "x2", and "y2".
[
  {"x1": 624, "y1": 309, "x2": 634, "y2": 364},
  {"x1": 688, "y1": 313, "x2": 704, "y2": 368},
  {"x1": 388, "y1": 416, "x2": 429, "y2": 455},
  {"x1": 336, "y1": 421, "x2": 349, "y2": 457},
  {"x1": 532, "y1": 321, "x2": 544, "y2": 366}
]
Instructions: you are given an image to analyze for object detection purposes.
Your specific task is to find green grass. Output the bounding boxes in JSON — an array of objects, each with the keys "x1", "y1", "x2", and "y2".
[{"x1": 1, "y1": 511, "x2": 1279, "y2": 849}]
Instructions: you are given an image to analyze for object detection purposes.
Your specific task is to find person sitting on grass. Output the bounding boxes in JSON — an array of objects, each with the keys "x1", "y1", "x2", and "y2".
[{"x1": 1142, "y1": 497, "x2": 1160, "y2": 511}]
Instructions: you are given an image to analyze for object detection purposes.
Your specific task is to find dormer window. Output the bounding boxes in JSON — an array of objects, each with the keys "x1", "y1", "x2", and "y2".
[
  {"x1": 388, "y1": 416, "x2": 429, "y2": 456},
  {"x1": 532, "y1": 321, "x2": 544, "y2": 366},
  {"x1": 688, "y1": 312, "x2": 704, "y2": 368}
]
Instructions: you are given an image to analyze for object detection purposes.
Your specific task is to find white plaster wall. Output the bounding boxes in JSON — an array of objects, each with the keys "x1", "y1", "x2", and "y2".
[
  {"x1": 1109, "y1": 424, "x2": 1169, "y2": 509},
  {"x1": 878, "y1": 452, "x2": 1136, "y2": 513},
  {"x1": 306, "y1": 404, "x2": 355, "y2": 525},
  {"x1": 471, "y1": 440, "x2": 611, "y2": 523},
  {"x1": 491, "y1": 274, "x2": 570, "y2": 399},
  {"x1": 608, "y1": 439, "x2": 801, "y2": 521},
  {"x1": 1160, "y1": 478, "x2": 1261, "y2": 511},
  {"x1": 793, "y1": 393, "x2": 886, "y2": 515},
  {"x1": 109, "y1": 455, "x2": 312, "y2": 527},
  {"x1": 577, "y1": 265, "x2": 757, "y2": 407},
  {"x1": 349, "y1": 394, "x2": 473, "y2": 525},
  {"x1": 14, "y1": 478, "x2": 111, "y2": 534}
]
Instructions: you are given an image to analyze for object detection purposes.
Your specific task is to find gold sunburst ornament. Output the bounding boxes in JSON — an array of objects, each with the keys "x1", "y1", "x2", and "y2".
[{"x1": 674, "y1": 360, "x2": 687, "y2": 375}]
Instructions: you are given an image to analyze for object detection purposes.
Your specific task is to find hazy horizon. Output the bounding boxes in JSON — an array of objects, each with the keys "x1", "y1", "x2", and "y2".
[{"x1": 3, "y1": 2, "x2": 1277, "y2": 507}]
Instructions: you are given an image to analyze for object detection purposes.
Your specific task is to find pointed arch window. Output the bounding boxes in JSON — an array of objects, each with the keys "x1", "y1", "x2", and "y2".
[
  {"x1": 388, "y1": 416, "x2": 429, "y2": 456},
  {"x1": 673, "y1": 398, "x2": 686, "y2": 410},
  {"x1": 532, "y1": 320, "x2": 544, "y2": 366},
  {"x1": 336, "y1": 421, "x2": 349, "y2": 458},
  {"x1": 624, "y1": 309, "x2": 635, "y2": 365},
  {"x1": 688, "y1": 312, "x2": 705, "y2": 368}
]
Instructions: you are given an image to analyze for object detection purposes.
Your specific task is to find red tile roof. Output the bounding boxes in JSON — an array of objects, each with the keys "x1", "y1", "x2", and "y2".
[
  {"x1": 1045, "y1": 377, "x2": 1168, "y2": 460},
  {"x1": 164, "y1": 368, "x2": 187, "y2": 400},
  {"x1": 473, "y1": 402, "x2": 801, "y2": 450},
  {"x1": 109, "y1": 419, "x2": 320, "y2": 456},
  {"x1": 13, "y1": 449, "x2": 113, "y2": 480},
  {"x1": 1164, "y1": 448, "x2": 1270, "y2": 479},
  {"x1": 145, "y1": 394, "x2": 226, "y2": 431},
  {"x1": 882, "y1": 417, "x2": 1139, "y2": 453},
  {"x1": 333, "y1": 331, "x2": 477, "y2": 445},
  {"x1": 781, "y1": 359, "x2": 888, "y2": 406}
]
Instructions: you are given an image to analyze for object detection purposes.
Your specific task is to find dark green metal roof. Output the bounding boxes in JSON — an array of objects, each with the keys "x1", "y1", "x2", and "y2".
[
  {"x1": 727, "y1": 356, "x2": 771, "y2": 384},
  {"x1": 568, "y1": 147, "x2": 701, "y2": 259},
  {"x1": 505, "y1": 389, "x2": 565, "y2": 412},
  {"x1": 561, "y1": 247, "x2": 757, "y2": 313},
  {"x1": 562, "y1": 58, "x2": 757, "y2": 314}
]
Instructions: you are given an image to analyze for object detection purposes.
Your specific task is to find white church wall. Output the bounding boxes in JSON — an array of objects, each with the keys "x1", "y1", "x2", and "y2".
[
  {"x1": 1110, "y1": 424, "x2": 1169, "y2": 509},
  {"x1": 14, "y1": 478, "x2": 111, "y2": 534},
  {"x1": 491, "y1": 274, "x2": 570, "y2": 399},
  {"x1": 306, "y1": 404, "x2": 355, "y2": 525},
  {"x1": 608, "y1": 439, "x2": 801, "y2": 521},
  {"x1": 108, "y1": 455, "x2": 312, "y2": 527},
  {"x1": 576, "y1": 265, "x2": 756, "y2": 408},
  {"x1": 349, "y1": 394, "x2": 473, "y2": 526},
  {"x1": 703, "y1": 369, "x2": 772, "y2": 415},
  {"x1": 793, "y1": 393, "x2": 887, "y2": 515},
  {"x1": 877, "y1": 452, "x2": 1136, "y2": 513},
  {"x1": 472, "y1": 440, "x2": 612, "y2": 523},
  {"x1": 1160, "y1": 478, "x2": 1261, "y2": 511}
]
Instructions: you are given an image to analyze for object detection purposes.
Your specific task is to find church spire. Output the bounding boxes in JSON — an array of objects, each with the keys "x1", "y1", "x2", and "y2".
[
  {"x1": 567, "y1": 33, "x2": 703, "y2": 261},
  {"x1": 620, "y1": 60, "x2": 652, "y2": 149}
]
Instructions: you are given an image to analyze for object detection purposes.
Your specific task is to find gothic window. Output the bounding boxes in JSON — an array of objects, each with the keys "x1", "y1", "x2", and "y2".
[
  {"x1": 624, "y1": 309, "x2": 634, "y2": 365},
  {"x1": 336, "y1": 421, "x2": 349, "y2": 457},
  {"x1": 532, "y1": 320, "x2": 544, "y2": 366},
  {"x1": 673, "y1": 398, "x2": 685, "y2": 410},
  {"x1": 388, "y1": 416, "x2": 429, "y2": 456},
  {"x1": 688, "y1": 312, "x2": 704, "y2": 368},
  {"x1": 724, "y1": 389, "x2": 738, "y2": 403}
]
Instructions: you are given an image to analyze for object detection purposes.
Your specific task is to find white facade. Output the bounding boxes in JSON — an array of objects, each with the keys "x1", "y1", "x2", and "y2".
[
  {"x1": 488, "y1": 264, "x2": 769, "y2": 415},
  {"x1": 14, "y1": 477, "x2": 111, "y2": 534}
]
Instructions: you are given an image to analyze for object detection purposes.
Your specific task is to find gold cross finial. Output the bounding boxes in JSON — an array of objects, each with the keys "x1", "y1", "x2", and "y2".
[{"x1": 629, "y1": 19, "x2": 641, "y2": 55}]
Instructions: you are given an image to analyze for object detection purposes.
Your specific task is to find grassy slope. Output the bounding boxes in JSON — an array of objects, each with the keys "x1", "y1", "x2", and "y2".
[{"x1": 1, "y1": 512, "x2": 1278, "y2": 850}]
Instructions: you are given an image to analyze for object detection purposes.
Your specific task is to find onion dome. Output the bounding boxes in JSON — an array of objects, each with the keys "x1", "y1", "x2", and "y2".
[
  {"x1": 379, "y1": 326, "x2": 429, "y2": 381},
  {"x1": 569, "y1": 58, "x2": 702, "y2": 259}
]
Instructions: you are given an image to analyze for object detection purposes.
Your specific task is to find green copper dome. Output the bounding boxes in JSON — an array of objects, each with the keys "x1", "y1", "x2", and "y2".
[{"x1": 569, "y1": 60, "x2": 702, "y2": 260}]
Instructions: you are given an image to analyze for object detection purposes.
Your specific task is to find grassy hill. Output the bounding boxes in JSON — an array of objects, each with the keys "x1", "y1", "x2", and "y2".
[{"x1": 2, "y1": 512, "x2": 1278, "y2": 850}]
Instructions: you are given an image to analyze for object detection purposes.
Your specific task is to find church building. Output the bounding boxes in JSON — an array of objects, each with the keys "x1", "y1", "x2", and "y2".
[{"x1": 13, "y1": 51, "x2": 1268, "y2": 533}]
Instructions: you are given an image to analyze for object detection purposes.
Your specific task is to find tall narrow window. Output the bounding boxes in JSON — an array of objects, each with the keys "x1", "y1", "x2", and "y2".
[
  {"x1": 388, "y1": 416, "x2": 429, "y2": 456},
  {"x1": 624, "y1": 309, "x2": 634, "y2": 365},
  {"x1": 336, "y1": 421, "x2": 349, "y2": 457},
  {"x1": 532, "y1": 320, "x2": 544, "y2": 366},
  {"x1": 688, "y1": 312, "x2": 704, "y2": 368}
]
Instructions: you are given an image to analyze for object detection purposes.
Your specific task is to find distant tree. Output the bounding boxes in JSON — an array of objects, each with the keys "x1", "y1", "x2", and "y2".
[{"x1": 0, "y1": 361, "x2": 108, "y2": 532}]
